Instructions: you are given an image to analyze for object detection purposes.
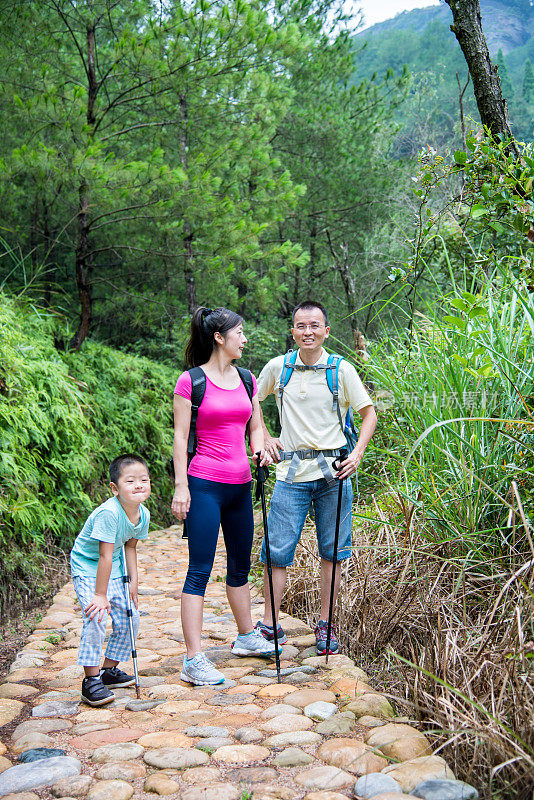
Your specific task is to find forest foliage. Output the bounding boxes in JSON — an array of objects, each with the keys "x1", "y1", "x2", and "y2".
[
  {"x1": 0, "y1": 0, "x2": 406, "y2": 359},
  {"x1": 0, "y1": 293, "x2": 175, "y2": 614}
]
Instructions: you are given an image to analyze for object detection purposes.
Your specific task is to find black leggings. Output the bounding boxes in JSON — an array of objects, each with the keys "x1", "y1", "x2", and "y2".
[{"x1": 182, "y1": 476, "x2": 254, "y2": 596}]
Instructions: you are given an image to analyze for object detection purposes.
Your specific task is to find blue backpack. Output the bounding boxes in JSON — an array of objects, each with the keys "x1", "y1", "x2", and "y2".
[{"x1": 278, "y1": 350, "x2": 358, "y2": 451}]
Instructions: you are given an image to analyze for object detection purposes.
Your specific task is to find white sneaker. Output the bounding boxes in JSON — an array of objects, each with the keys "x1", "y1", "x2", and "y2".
[
  {"x1": 180, "y1": 652, "x2": 225, "y2": 685},
  {"x1": 231, "y1": 628, "x2": 282, "y2": 657}
]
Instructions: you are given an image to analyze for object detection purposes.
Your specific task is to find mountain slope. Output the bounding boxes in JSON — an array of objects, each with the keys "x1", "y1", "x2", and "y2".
[
  {"x1": 356, "y1": 0, "x2": 533, "y2": 55},
  {"x1": 352, "y1": 0, "x2": 534, "y2": 145}
]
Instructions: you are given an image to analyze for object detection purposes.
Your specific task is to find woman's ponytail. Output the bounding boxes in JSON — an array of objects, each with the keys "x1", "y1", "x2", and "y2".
[{"x1": 184, "y1": 306, "x2": 243, "y2": 367}]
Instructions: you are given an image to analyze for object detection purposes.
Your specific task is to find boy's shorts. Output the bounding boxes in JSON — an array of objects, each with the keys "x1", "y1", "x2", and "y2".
[
  {"x1": 260, "y1": 477, "x2": 353, "y2": 567},
  {"x1": 73, "y1": 575, "x2": 139, "y2": 667}
]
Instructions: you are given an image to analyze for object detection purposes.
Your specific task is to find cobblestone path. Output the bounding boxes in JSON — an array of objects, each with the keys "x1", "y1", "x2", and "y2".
[{"x1": 0, "y1": 528, "x2": 476, "y2": 800}]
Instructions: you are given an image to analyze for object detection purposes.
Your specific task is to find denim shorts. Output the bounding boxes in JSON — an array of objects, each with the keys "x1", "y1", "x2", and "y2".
[{"x1": 260, "y1": 478, "x2": 353, "y2": 567}]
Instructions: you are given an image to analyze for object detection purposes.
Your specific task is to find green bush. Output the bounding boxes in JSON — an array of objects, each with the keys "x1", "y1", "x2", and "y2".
[{"x1": 0, "y1": 294, "x2": 176, "y2": 610}]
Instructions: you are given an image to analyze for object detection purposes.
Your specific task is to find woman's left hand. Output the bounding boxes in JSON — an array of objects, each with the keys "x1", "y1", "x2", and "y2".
[{"x1": 253, "y1": 449, "x2": 273, "y2": 467}]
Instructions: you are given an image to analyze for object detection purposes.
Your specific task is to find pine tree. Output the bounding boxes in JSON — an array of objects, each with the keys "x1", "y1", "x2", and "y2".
[
  {"x1": 523, "y1": 58, "x2": 534, "y2": 102},
  {"x1": 497, "y1": 49, "x2": 514, "y2": 102}
]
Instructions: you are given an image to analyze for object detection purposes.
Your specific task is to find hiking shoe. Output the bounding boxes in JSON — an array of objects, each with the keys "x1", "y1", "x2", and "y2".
[
  {"x1": 100, "y1": 666, "x2": 135, "y2": 688},
  {"x1": 255, "y1": 620, "x2": 288, "y2": 645},
  {"x1": 81, "y1": 676, "x2": 115, "y2": 706},
  {"x1": 315, "y1": 619, "x2": 339, "y2": 655},
  {"x1": 180, "y1": 652, "x2": 225, "y2": 686},
  {"x1": 232, "y1": 628, "x2": 282, "y2": 657}
]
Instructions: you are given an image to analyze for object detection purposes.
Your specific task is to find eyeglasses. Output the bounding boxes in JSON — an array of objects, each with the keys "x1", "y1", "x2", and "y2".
[{"x1": 294, "y1": 323, "x2": 324, "y2": 331}]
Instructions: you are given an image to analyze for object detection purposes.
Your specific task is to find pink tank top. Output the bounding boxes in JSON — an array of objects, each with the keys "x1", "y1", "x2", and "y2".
[{"x1": 174, "y1": 370, "x2": 257, "y2": 484}]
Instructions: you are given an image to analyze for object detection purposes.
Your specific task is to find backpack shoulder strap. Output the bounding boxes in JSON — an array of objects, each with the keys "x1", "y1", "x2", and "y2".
[
  {"x1": 279, "y1": 350, "x2": 298, "y2": 390},
  {"x1": 278, "y1": 350, "x2": 298, "y2": 423},
  {"x1": 325, "y1": 354, "x2": 343, "y2": 410},
  {"x1": 235, "y1": 366, "x2": 254, "y2": 402},
  {"x1": 187, "y1": 367, "x2": 206, "y2": 458}
]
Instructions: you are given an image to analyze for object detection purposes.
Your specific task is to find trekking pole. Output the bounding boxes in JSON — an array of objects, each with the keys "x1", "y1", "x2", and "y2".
[
  {"x1": 121, "y1": 546, "x2": 141, "y2": 699},
  {"x1": 255, "y1": 452, "x2": 281, "y2": 684},
  {"x1": 325, "y1": 449, "x2": 348, "y2": 664}
]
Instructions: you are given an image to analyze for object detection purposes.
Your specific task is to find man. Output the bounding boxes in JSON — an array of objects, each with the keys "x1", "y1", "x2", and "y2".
[{"x1": 255, "y1": 300, "x2": 377, "y2": 654}]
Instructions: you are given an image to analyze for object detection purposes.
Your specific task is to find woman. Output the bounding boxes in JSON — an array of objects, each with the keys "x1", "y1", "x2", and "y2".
[{"x1": 171, "y1": 306, "x2": 277, "y2": 685}]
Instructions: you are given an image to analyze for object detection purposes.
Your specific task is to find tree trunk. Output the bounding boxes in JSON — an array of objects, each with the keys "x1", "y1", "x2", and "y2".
[
  {"x1": 69, "y1": 23, "x2": 97, "y2": 350},
  {"x1": 445, "y1": 0, "x2": 518, "y2": 153},
  {"x1": 179, "y1": 93, "x2": 197, "y2": 314},
  {"x1": 69, "y1": 180, "x2": 92, "y2": 351},
  {"x1": 327, "y1": 233, "x2": 368, "y2": 360}
]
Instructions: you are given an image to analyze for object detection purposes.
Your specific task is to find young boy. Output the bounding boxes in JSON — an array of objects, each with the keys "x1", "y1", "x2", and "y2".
[{"x1": 70, "y1": 454, "x2": 151, "y2": 706}]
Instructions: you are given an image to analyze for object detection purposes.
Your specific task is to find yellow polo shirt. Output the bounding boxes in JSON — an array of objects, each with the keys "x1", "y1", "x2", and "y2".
[{"x1": 257, "y1": 348, "x2": 373, "y2": 482}]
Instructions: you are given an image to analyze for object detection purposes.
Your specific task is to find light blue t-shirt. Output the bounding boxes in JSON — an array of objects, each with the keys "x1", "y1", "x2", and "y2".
[{"x1": 70, "y1": 496, "x2": 150, "y2": 579}]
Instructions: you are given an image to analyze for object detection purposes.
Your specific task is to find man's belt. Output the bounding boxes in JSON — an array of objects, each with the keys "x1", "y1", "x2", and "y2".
[{"x1": 278, "y1": 448, "x2": 343, "y2": 485}]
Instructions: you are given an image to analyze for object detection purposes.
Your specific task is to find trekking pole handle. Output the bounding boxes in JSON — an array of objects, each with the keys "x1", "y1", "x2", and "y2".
[
  {"x1": 255, "y1": 451, "x2": 269, "y2": 485},
  {"x1": 332, "y1": 449, "x2": 348, "y2": 472}
]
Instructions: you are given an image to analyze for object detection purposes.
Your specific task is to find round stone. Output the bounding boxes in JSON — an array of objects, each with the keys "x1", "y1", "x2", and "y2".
[
  {"x1": 12, "y1": 733, "x2": 54, "y2": 753},
  {"x1": 212, "y1": 744, "x2": 270, "y2": 763},
  {"x1": 344, "y1": 694, "x2": 395, "y2": 719},
  {"x1": 256, "y1": 685, "x2": 298, "y2": 698},
  {"x1": 260, "y1": 704, "x2": 302, "y2": 719},
  {"x1": 263, "y1": 731, "x2": 322, "y2": 747},
  {"x1": 182, "y1": 767, "x2": 221, "y2": 784},
  {"x1": 0, "y1": 758, "x2": 12, "y2": 773},
  {"x1": 234, "y1": 727, "x2": 262, "y2": 743},
  {"x1": 70, "y1": 723, "x2": 113, "y2": 736},
  {"x1": 367, "y1": 795, "x2": 419, "y2": 800},
  {"x1": 226, "y1": 767, "x2": 278, "y2": 783},
  {"x1": 272, "y1": 747, "x2": 314, "y2": 767},
  {"x1": 354, "y1": 773, "x2": 402, "y2": 798},
  {"x1": 147, "y1": 685, "x2": 187, "y2": 699},
  {"x1": 144, "y1": 773, "x2": 180, "y2": 795},
  {"x1": 304, "y1": 701, "x2": 337, "y2": 721},
  {"x1": 260, "y1": 714, "x2": 314, "y2": 734},
  {"x1": 318, "y1": 738, "x2": 388, "y2": 775},
  {"x1": 31, "y1": 701, "x2": 79, "y2": 718},
  {"x1": 0, "y1": 684, "x2": 39, "y2": 699},
  {"x1": 181, "y1": 784, "x2": 239, "y2": 800},
  {"x1": 144, "y1": 747, "x2": 210, "y2": 769},
  {"x1": 301, "y1": 654, "x2": 354, "y2": 668},
  {"x1": 76, "y1": 710, "x2": 114, "y2": 723},
  {"x1": 1, "y1": 794, "x2": 40, "y2": 800},
  {"x1": 0, "y1": 756, "x2": 82, "y2": 796},
  {"x1": 383, "y1": 756, "x2": 455, "y2": 794},
  {"x1": 196, "y1": 737, "x2": 234, "y2": 751},
  {"x1": 183, "y1": 726, "x2": 230, "y2": 738},
  {"x1": 283, "y1": 689, "x2": 336, "y2": 708},
  {"x1": 251, "y1": 785, "x2": 294, "y2": 800},
  {"x1": 12, "y1": 719, "x2": 72, "y2": 739},
  {"x1": 315, "y1": 716, "x2": 353, "y2": 735},
  {"x1": 295, "y1": 765, "x2": 354, "y2": 790},
  {"x1": 358, "y1": 716, "x2": 386, "y2": 728},
  {"x1": 91, "y1": 743, "x2": 144, "y2": 763},
  {"x1": 206, "y1": 693, "x2": 254, "y2": 706},
  {"x1": 51, "y1": 775, "x2": 95, "y2": 797},
  {"x1": 71, "y1": 727, "x2": 146, "y2": 750},
  {"x1": 137, "y1": 731, "x2": 192, "y2": 748},
  {"x1": 412, "y1": 779, "x2": 479, "y2": 800},
  {"x1": 364, "y1": 723, "x2": 432, "y2": 761},
  {"x1": 94, "y1": 762, "x2": 146, "y2": 781},
  {"x1": 18, "y1": 748, "x2": 67, "y2": 763},
  {"x1": 124, "y1": 699, "x2": 163, "y2": 712},
  {"x1": 303, "y1": 793, "x2": 352, "y2": 800},
  {"x1": 0, "y1": 700, "x2": 24, "y2": 726},
  {"x1": 86, "y1": 780, "x2": 134, "y2": 800}
]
